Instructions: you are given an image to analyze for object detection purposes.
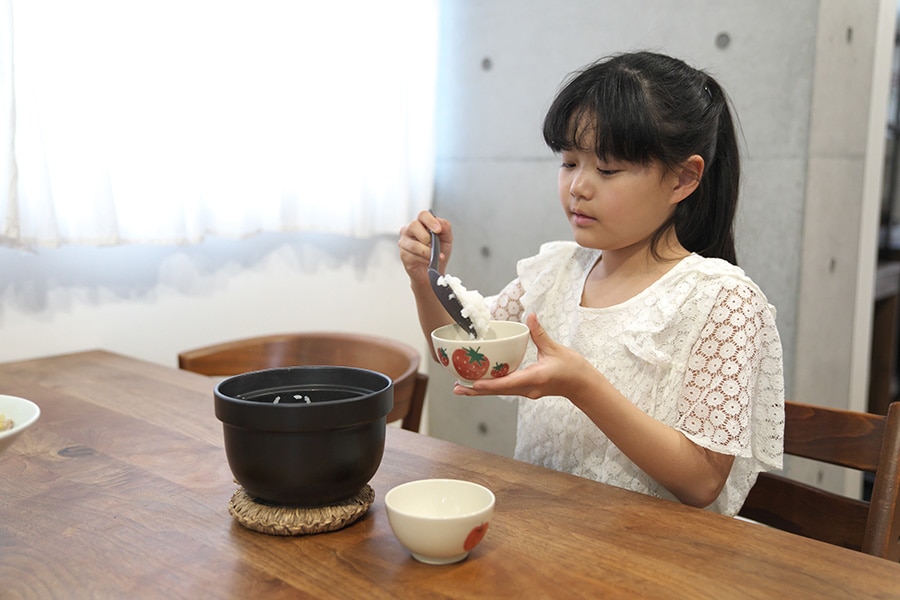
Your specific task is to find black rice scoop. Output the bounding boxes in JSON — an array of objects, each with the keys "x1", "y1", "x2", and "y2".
[{"x1": 427, "y1": 230, "x2": 476, "y2": 336}]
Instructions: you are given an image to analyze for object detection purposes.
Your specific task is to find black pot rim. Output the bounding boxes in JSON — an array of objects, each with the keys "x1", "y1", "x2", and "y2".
[{"x1": 214, "y1": 365, "x2": 393, "y2": 432}]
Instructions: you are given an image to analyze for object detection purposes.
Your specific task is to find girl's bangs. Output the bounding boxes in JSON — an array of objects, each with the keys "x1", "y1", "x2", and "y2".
[{"x1": 545, "y1": 75, "x2": 660, "y2": 165}]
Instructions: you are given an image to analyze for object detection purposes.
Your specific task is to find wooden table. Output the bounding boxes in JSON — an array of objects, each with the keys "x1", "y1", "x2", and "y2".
[{"x1": 1, "y1": 351, "x2": 898, "y2": 598}]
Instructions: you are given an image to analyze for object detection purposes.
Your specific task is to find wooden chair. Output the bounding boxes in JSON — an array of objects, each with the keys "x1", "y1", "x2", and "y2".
[
  {"x1": 178, "y1": 332, "x2": 427, "y2": 433},
  {"x1": 738, "y1": 400, "x2": 900, "y2": 561}
]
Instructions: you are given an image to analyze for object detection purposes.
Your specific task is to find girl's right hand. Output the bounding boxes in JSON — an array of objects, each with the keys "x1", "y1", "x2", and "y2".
[
  {"x1": 398, "y1": 210, "x2": 454, "y2": 285},
  {"x1": 400, "y1": 211, "x2": 459, "y2": 355}
]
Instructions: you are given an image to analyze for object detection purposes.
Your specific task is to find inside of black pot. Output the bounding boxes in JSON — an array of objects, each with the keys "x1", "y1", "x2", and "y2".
[{"x1": 235, "y1": 384, "x2": 370, "y2": 405}]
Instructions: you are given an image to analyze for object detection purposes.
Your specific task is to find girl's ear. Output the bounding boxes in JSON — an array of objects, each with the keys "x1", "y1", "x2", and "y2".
[{"x1": 671, "y1": 155, "x2": 704, "y2": 204}]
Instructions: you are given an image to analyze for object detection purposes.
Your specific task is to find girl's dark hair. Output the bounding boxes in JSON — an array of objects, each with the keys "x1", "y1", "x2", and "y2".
[{"x1": 543, "y1": 51, "x2": 740, "y2": 264}]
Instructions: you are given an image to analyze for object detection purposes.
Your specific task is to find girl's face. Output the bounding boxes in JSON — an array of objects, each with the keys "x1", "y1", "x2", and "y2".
[{"x1": 557, "y1": 147, "x2": 684, "y2": 254}]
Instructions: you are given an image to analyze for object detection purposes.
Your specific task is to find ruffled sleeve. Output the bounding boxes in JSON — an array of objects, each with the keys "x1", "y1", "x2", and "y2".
[
  {"x1": 487, "y1": 241, "x2": 593, "y2": 325},
  {"x1": 676, "y1": 281, "x2": 784, "y2": 471},
  {"x1": 671, "y1": 268, "x2": 785, "y2": 514},
  {"x1": 518, "y1": 241, "x2": 597, "y2": 314}
]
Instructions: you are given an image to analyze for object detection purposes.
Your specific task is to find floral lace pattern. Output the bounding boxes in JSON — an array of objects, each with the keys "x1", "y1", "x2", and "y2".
[{"x1": 486, "y1": 241, "x2": 785, "y2": 516}]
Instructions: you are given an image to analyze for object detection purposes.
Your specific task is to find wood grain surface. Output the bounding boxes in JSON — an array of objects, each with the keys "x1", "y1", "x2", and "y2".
[{"x1": 1, "y1": 350, "x2": 898, "y2": 599}]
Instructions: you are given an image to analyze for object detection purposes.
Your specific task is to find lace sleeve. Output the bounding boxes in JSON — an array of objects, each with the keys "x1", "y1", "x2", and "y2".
[
  {"x1": 677, "y1": 282, "x2": 784, "y2": 461},
  {"x1": 486, "y1": 279, "x2": 526, "y2": 322}
]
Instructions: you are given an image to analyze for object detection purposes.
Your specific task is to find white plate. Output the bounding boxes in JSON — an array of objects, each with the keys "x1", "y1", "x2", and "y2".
[{"x1": 0, "y1": 394, "x2": 41, "y2": 455}]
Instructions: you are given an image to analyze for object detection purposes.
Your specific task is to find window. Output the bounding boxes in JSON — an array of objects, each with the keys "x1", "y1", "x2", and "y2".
[{"x1": 0, "y1": 1, "x2": 438, "y2": 247}]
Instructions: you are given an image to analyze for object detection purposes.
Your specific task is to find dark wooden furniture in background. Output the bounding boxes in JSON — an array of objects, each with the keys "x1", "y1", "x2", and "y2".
[
  {"x1": 870, "y1": 262, "x2": 900, "y2": 416},
  {"x1": 178, "y1": 332, "x2": 427, "y2": 433},
  {"x1": 738, "y1": 400, "x2": 900, "y2": 561}
]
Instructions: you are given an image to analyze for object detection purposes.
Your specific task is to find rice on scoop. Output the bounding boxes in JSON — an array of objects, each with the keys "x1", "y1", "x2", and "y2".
[{"x1": 437, "y1": 273, "x2": 492, "y2": 339}]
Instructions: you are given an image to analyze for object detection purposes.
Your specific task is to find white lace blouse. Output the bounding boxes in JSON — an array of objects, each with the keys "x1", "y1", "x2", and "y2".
[{"x1": 487, "y1": 241, "x2": 785, "y2": 516}]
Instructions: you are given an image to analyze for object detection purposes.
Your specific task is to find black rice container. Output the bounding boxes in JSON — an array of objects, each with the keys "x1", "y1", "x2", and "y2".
[{"x1": 214, "y1": 366, "x2": 393, "y2": 506}]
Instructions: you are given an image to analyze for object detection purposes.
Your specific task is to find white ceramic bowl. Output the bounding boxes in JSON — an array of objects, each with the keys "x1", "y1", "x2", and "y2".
[
  {"x1": 385, "y1": 478, "x2": 495, "y2": 565},
  {"x1": 0, "y1": 395, "x2": 41, "y2": 455},
  {"x1": 431, "y1": 320, "x2": 529, "y2": 387}
]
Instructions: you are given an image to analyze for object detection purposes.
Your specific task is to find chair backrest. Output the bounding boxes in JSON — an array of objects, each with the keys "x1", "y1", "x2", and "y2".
[
  {"x1": 178, "y1": 332, "x2": 427, "y2": 433},
  {"x1": 738, "y1": 400, "x2": 900, "y2": 561}
]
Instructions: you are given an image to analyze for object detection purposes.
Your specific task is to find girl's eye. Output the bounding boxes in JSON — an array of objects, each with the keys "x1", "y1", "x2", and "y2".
[
  {"x1": 597, "y1": 169, "x2": 619, "y2": 176},
  {"x1": 561, "y1": 162, "x2": 576, "y2": 169}
]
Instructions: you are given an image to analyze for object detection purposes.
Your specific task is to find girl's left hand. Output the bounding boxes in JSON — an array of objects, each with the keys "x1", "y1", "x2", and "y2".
[{"x1": 454, "y1": 312, "x2": 590, "y2": 400}]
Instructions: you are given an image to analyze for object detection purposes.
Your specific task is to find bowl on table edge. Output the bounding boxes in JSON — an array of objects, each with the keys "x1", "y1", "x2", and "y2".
[
  {"x1": 214, "y1": 366, "x2": 392, "y2": 507},
  {"x1": 431, "y1": 320, "x2": 529, "y2": 387},
  {"x1": 384, "y1": 478, "x2": 495, "y2": 565},
  {"x1": 0, "y1": 395, "x2": 41, "y2": 455}
]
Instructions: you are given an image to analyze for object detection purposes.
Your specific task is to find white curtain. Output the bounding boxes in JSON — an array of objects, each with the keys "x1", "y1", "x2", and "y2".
[{"x1": 0, "y1": 1, "x2": 438, "y2": 248}]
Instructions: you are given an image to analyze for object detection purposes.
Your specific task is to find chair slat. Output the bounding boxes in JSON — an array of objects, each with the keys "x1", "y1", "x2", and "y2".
[
  {"x1": 741, "y1": 473, "x2": 869, "y2": 551},
  {"x1": 782, "y1": 402, "x2": 885, "y2": 472}
]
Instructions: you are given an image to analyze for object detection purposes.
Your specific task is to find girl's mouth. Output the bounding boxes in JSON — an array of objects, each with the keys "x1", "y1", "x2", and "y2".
[{"x1": 571, "y1": 210, "x2": 596, "y2": 226}]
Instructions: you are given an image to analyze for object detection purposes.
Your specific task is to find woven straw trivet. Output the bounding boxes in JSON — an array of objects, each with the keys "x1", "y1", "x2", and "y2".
[{"x1": 228, "y1": 485, "x2": 375, "y2": 536}]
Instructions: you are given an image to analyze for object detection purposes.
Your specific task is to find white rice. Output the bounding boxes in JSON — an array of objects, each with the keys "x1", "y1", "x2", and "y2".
[
  {"x1": 438, "y1": 273, "x2": 492, "y2": 339},
  {"x1": 274, "y1": 395, "x2": 311, "y2": 404}
]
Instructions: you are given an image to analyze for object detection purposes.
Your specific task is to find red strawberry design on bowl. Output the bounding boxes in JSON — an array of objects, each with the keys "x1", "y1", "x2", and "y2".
[
  {"x1": 452, "y1": 346, "x2": 490, "y2": 381},
  {"x1": 431, "y1": 320, "x2": 529, "y2": 387},
  {"x1": 438, "y1": 347, "x2": 449, "y2": 366},
  {"x1": 464, "y1": 522, "x2": 490, "y2": 551}
]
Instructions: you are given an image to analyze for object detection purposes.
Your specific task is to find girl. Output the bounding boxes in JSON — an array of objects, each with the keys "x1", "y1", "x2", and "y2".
[{"x1": 398, "y1": 51, "x2": 784, "y2": 516}]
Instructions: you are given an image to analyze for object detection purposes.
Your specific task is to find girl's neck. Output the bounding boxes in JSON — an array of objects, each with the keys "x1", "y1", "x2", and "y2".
[{"x1": 581, "y1": 236, "x2": 689, "y2": 309}]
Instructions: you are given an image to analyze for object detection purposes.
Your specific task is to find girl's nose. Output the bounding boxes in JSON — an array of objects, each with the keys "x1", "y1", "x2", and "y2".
[{"x1": 570, "y1": 168, "x2": 591, "y2": 199}]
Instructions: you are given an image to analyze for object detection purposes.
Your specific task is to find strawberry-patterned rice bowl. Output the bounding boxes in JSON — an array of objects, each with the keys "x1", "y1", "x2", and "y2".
[
  {"x1": 385, "y1": 478, "x2": 495, "y2": 565},
  {"x1": 430, "y1": 320, "x2": 529, "y2": 387}
]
